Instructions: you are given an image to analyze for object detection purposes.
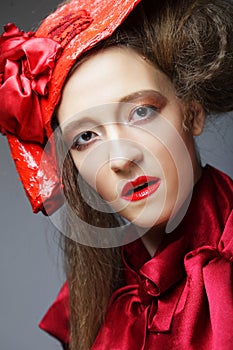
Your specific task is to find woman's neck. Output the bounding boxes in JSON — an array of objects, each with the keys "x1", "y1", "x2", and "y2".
[
  {"x1": 140, "y1": 163, "x2": 203, "y2": 258},
  {"x1": 141, "y1": 226, "x2": 165, "y2": 258}
]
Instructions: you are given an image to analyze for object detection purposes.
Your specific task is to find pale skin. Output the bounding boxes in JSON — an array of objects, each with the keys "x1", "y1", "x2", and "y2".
[{"x1": 57, "y1": 47, "x2": 206, "y2": 256}]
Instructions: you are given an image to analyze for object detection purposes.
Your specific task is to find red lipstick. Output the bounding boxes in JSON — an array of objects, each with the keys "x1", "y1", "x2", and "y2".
[{"x1": 121, "y1": 176, "x2": 161, "y2": 201}]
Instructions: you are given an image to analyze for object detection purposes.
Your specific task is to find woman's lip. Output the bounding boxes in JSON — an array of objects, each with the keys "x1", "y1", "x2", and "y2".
[{"x1": 121, "y1": 176, "x2": 161, "y2": 202}]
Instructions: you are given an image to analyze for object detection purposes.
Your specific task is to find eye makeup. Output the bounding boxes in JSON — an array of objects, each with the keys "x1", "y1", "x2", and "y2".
[
  {"x1": 71, "y1": 130, "x2": 99, "y2": 151},
  {"x1": 119, "y1": 89, "x2": 167, "y2": 108},
  {"x1": 118, "y1": 89, "x2": 167, "y2": 125},
  {"x1": 61, "y1": 89, "x2": 168, "y2": 150}
]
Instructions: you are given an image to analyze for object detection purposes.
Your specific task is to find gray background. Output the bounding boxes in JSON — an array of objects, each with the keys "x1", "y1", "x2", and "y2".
[
  {"x1": 0, "y1": 1, "x2": 233, "y2": 350},
  {"x1": 0, "y1": 1, "x2": 64, "y2": 350}
]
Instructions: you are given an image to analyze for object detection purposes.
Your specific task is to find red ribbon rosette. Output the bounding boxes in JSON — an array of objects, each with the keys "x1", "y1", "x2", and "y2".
[{"x1": 0, "y1": 23, "x2": 62, "y2": 144}]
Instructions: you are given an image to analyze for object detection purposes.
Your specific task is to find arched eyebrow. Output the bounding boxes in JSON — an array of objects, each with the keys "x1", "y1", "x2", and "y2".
[
  {"x1": 61, "y1": 117, "x2": 95, "y2": 141},
  {"x1": 119, "y1": 89, "x2": 167, "y2": 104}
]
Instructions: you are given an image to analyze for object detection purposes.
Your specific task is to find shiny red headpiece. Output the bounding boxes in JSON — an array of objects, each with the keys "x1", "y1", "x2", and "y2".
[{"x1": 0, "y1": 0, "x2": 141, "y2": 215}]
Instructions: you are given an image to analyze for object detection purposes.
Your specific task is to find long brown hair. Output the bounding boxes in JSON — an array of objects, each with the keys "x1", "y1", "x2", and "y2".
[{"x1": 53, "y1": 0, "x2": 233, "y2": 348}]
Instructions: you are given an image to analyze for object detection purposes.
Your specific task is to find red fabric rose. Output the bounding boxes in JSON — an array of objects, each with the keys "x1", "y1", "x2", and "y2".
[{"x1": 0, "y1": 23, "x2": 62, "y2": 144}]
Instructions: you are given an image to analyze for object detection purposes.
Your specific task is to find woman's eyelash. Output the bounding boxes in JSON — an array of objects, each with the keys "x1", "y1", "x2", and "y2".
[
  {"x1": 71, "y1": 131, "x2": 97, "y2": 150},
  {"x1": 72, "y1": 141, "x2": 89, "y2": 151},
  {"x1": 129, "y1": 104, "x2": 159, "y2": 122}
]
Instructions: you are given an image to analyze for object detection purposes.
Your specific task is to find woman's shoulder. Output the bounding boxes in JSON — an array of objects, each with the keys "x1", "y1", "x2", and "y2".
[
  {"x1": 194, "y1": 164, "x2": 233, "y2": 228},
  {"x1": 184, "y1": 164, "x2": 233, "y2": 274},
  {"x1": 204, "y1": 164, "x2": 233, "y2": 196}
]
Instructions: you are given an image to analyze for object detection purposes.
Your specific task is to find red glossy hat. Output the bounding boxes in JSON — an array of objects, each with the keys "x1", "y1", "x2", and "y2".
[{"x1": 0, "y1": 0, "x2": 141, "y2": 215}]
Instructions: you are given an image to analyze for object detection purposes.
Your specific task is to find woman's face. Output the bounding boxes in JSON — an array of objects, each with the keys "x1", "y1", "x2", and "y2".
[{"x1": 57, "y1": 47, "x2": 204, "y2": 229}]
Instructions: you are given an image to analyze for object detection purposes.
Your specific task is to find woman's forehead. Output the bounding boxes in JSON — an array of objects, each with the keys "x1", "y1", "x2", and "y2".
[{"x1": 57, "y1": 46, "x2": 175, "y2": 122}]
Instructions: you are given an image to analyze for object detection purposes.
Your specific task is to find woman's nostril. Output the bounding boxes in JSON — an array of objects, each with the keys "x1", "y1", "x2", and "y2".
[
  {"x1": 109, "y1": 140, "x2": 143, "y2": 172},
  {"x1": 110, "y1": 157, "x2": 134, "y2": 172}
]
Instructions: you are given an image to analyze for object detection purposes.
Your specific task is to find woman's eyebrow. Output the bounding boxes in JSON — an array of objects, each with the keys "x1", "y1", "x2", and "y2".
[
  {"x1": 119, "y1": 89, "x2": 167, "y2": 103},
  {"x1": 61, "y1": 117, "x2": 94, "y2": 139}
]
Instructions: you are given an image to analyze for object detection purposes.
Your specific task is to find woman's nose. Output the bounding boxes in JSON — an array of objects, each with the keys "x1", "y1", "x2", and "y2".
[{"x1": 109, "y1": 139, "x2": 143, "y2": 173}]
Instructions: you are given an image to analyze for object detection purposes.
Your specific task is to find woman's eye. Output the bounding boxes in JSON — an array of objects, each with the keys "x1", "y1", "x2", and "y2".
[
  {"x1": 71, "y1": 131, "x2": 97, "y2": 150},
  {"x1": 129, "y1": 105, "x2": 158, "y2": 122}
]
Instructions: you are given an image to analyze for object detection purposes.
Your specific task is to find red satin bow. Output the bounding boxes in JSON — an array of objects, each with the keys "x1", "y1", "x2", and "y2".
[
  {"x1": 92, "y1": 213, "x2": 233, "y2": 350},
  {"x1": 0, "y1": 23, "x2": 62, "y2": 144}
]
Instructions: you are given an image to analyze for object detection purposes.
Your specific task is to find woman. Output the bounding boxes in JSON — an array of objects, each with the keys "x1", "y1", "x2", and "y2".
[{"x1": 0, "y1": 0, "x2": 233, "y2": 349}]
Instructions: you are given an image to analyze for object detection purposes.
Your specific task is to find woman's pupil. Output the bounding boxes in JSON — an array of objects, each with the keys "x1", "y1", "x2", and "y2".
[
  {"x1": 82, "y1": 131, "x2": 92, "y2": 141},
  {"x1": 137, "y1": 107, "x2": 147, "y2": 117}
]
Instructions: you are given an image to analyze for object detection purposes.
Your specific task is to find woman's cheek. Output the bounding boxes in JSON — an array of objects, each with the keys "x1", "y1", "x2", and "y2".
[{"x1": 71, "y1": 143, "x2": 108, "y2": 191}]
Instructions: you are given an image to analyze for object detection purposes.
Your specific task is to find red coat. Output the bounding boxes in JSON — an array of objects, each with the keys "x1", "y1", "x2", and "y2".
[{"x1": 40, "y1": 165, "x2": 233, "y2": 349}]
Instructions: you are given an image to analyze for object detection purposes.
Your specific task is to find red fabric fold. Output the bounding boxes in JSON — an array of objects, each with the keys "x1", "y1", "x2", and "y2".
[
  {"x1": 39, "y1": 282, "x2": 70, "y2": 345},
  {"x1": 0, "y1": 23, "x2": 62, "y2": 144},
  {"x1": 40, "y1": 165, "x2": 233, "y2": 349}
]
